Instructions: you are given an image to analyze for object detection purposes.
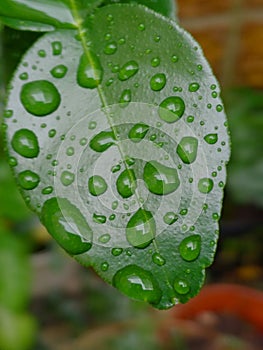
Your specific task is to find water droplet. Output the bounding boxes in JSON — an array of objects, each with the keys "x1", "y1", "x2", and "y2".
[
  {"x1": 116, "y1": 169, "x2": 137, "y2": 198},
  {"x1": 163, "y1": 212, "x2": 178, "y2": 225},
  {"x1": 210, "y1": 84, "x2": 216, "y2": 90},
  {"x1": 80, "y1": 137, "x2": 87, "y2": 146},
  {"x1": 113, "y1": 265, "x2": 162, "y2": 304},
  {"x1": 88, "y1": 175, "x2": 107, "y2": 196},
  {"x1": 159, "y1": 96, "x2": 185, "y2": 123},
  {"x1": 152, "y1": 252, "x2": 166, "y2": 266},
  {"x1": 18, "y1": 170, "x2": 40, "y2": 190},
  {"x1": 144, "y1": 161, "x2": 180, "y2": 195},
  {"x1": 19, "y1": 72, "x2": 28, "y2": 80},
  {"x1": 104, "y1": 41, "x2": 117, "y2": 55},
  {"x1": 186, "y1": 115, "x2": 194, "y2": 123},
  {"x1": 20, "y1": 80, "x2": 61, "y2": 116},
  {"x1": 38, "y1": 49, "x2": 46, "y2": 57},
  {"x1": 126, "y1": 208, "x2": 155, "y2": 248},
  {"x1": 188, "y1": 82, "x2": 200, "y2": 92},
  {"x1": 109, "y1": 214, "x2": 116, "y2": 221},
  {"x1": 48, "y1": 129, "x2": 56, "y2": 138},
  {"x1": 179, "y1": 235, "x2": 201, "y2": 261},
  {"x1": 51, "y1": 41, "x2": 62, "y2": 55},
  {"x1": 216, "y1": 104, "x2": 223, "y2": 112},
  {"x1": 88, "y1": 121, "x2": 97, "y2": 130},
  {"x1": 174, "y1": 279, "x2": 190, "y2": 294},
  {"x1": 66, "y1": 147, "x2": 74, "y2": 156},
  {"x1": 138, "y1": 23, "x2": 145, "y2": 31},
  {"x1": 101, "y1": 262, "x2": 109, "y2": 271},
  {"x1": 77, "y1": 52, "x2": 103, "y2": 89},
  {"x1": 211, "y1": 91, "x2": 218, "y2": 98},
  {"x1": 171, "y1": 55, "x2": 178, "y2": 62},
  {"x1": 111, "y1": 248, "x2": 123, "y2": 256},
  {"x1": 180, "y1": 208, "x2": 188, "y2": 216},
  {"x1": 11, "y1": 129, "x2": 39, "y2": 158},
  {"x1": 128, "y1": 123, "x2": 149, "y2": 143},
  {"x1": 41, "y1": 186, "x2": 53, "y2": 195},
  {"x1": 150, "y1": 73, "x2": 166, "y2": 91},
  {"x1": 118, "y1": 60, "x2": 139, "y2": 81},
  {"x1": 151, "y1": 57, "x2": 160, "y2": 67},
  {"x1": 198, "y1": 178, "x2": 214, "y2": 193},
  {"x1": 111, "y1": 164, "x2": 121, "y2": 173},
  {"x1": 118, "y1": 37, "x2": 125, "y2": 45},
  {"x1": 41, "y1": 197, "x2": 92, "y2": 254},
  {"x1": 93, "y1": 213, "x2": 106, "y2": 224},
  {"x1": 89, "y1": 130, "x2": 116, "y2": 152},
  {"x1": 50, "y1": 64, "x2": 68, "y2": 79},
  {"x1": 212, "y1": 213, "x2": 219, "y2": 220},
  {"x1": 204, "y1": 133, "x2": 218, "y2": 144},
  {"x1": 112, "y1": 201, "x2": 118, "y2": 210},
  {"x1": 154, "y1": 35, "x2": 161, "y2": 42},
  {"x1": 99, "y1": 233, "x2": 111, "y2": 244},
  {"x1": 119, "y1": 89, "x2": 131, "y2": 107},
  {"x1": 4, "y1": 109, "x2": 13, "y2": 118},
  {"x1": 177, "y1": 137, "x2": 198, "y2": 164},
  {"x1": 60, "y1": 170, "x2": 75, "y2": 186},
  {"x1": 8, "y1": 157, "x2": 17, "y2": 167}
]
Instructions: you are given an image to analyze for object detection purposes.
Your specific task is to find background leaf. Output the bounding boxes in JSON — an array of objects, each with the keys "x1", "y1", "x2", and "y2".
[{"x1": 4, "y1": 4, "x2": 229, "y2": 308}]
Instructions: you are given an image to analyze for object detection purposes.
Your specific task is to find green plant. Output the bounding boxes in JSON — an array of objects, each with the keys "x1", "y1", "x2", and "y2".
[{"x1": 1, "y1": 0, "x2": 230, "y2": 309}]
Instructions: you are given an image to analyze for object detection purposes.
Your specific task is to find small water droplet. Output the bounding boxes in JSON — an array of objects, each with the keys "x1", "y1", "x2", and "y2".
[
  {"x1": 99, "y1": 233, "x2": 111, "y2": 244},
  {"x1": 116, "y1": 169, "x2": 137, "y2": 198},
  {"x1": 112, "y1": 201, "x2": 118, "y2": 210},
  {"x1": 104, "y1": 41, "x2": 117, "y2": 55},
  {"x1": 4, "y1": 109, "x2": 13, "y2": 118},
  {"x1": 159, "y1": 96, "x2": 185, "y2": 123},
  {"x1": 152, "y1": 252, "x2": 166, "y2": 266},
  {"x1": 111, "y1": 164, "x2": 121, "y2": 173},
  {"x1": 8, "y1": 157, "x2": 17, "y2": 167},
  {"x1": 163, "y1": 212, "x2": 178, "y2": 225},
  {"x1": 18, "y1": 170, "x2": 40, "y2": 190},
  {"x1": 11, "y1": 129, "x2": 39, "y2": 158},
  {"x1": 61, "y1": 170, "x2": 75, "y2": 186},
  {"x1": 19, "y1": 72, "x2": 28, "y2": 80},
  {"x1": 38, "y1": 49, "x2": 46, "y2": 57},
  {"x1": 213, "y1": 213, "x2": 219, "y2": 221},
  {"x1": 50, "y1": 64, "x2": 68, "y2": 79},
  {"x1": 211, "y1": 91, "x2": 218, "y2": 98},
  {"x1": 93, "y1": 213, "x2": 106, "y2": 224},
  {"x1": 210, "y1": 84, "x2": 216, "y2": 90},
  {"x1": 118, "y1": 60, "x2": 139, "y2": 81},
  {"x1": 151, "y1": 57, "x2": 160, "y2": 67},
  {"x1": 138, "y1": 23, "x2": 145, "y2": 31},
  {"x1": 51, "y1": 41, "x2": 62, "y2": 55},
  {"x1": 111, "y1": 248, "x2": 123, "y2": 256},
  {"x1": 90, "y1": 130, "x2": 116, "y2": 152},
  {"x1": 179, "y1": 235, "x2": 201, "y2": 261},
  {"x1": 204, "y1": 133, "x2": 218, "y2": 144},
  {"x1": 109, "y1": 214, "x2": 116, "y2": 221},
  {"x1": 80, "y1": 137, "x2": 87, "y2": 146},
  {"x1": 126, "y1": 208, "x2": 155, "y2": 248},
  {"x1": 20, "y1": 80, "x2": 61, "y2": 116},
  {"x1": 48, "y1": 129, "x2": 56, "y2": 138},
  {"x1": 119, "y1": 89, "x2": 131, "y2": 107},
  {"x1": 113, "y1": 265, "x2": 162, "y2": 304},
  {"x1": 88, "y1": 121, "x2": 97, "y2": 130},
  {"x1": 101, "y1": 262, "x2": 109, "y2": 271},
  {"x1": 41, "y1": 197, "x2": 92, "y2": 254},
  {"x1": 216, "y1": 104, "x2": 223, "y2": 112},
  {"x1": 177, "y1": 137, "x2": 198, "y2": 164},
  {"x1": 77, "y1": 51, "x2": 103, "y2": 89},
  {"x1": 41, "y1": 186, "x2": 53, "y2": 195},
  {"x1": 188, "y1": 82, "x2": 200, "y2": 92},
  {"x1": 180, "y1": 208, "x2": 188, "y2": 216},
  {"x1": 144, "y1": 161, "x2": 180, "y2": 195},
  {"x1": 88, "y1": 175, "x2": 107, "y2": 196},
  {"x1": 150, "y1": 73, "x2": 166, "y2": 91},
  {"x1": 66, "y1": 147, "x2": 74, "y2": 156},
  {"x1": 128, "y1": 123, "x2": 149, "y2": 142},
  {"x1": 198, "y1": 178, "x2": 214, "y2": 193},
  {"x1": 187, "y1": 115, "x2": 194, "y2": 123},
  {"x1": 174, "y1": 279, "x2": 190, "y2": 295},
  {"x1": 171, "y1": 55, "x2": 178, "y2": 62}
]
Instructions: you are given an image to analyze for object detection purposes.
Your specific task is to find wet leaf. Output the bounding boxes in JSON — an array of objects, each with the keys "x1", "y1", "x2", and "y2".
[{"x1": 4, "y1": 4, "x2": 230, "y2": 308}]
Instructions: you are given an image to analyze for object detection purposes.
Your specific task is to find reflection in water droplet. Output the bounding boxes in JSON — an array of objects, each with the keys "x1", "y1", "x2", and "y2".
[
  {"x1": 41, "y1": 197, "x2": 92, "y2": 254},
  {"x1": 88, "y1": 175, "x2": 107, "y2": 196},
  {"x1": 152, "y1": 252, "x2": 166, "y2": 266},
  {"x1": 126, "y1": 208, "x2": 155, "y2": 248},
  {"x1": 77, "y1": 52, "x2": 103, "y2": 89},
  {"x1": 50, "y1": 65, "x2": 68, "y2": 79},
  {"x1": 198, "y1": 178, "x2": 214, "y2": 193},
  {"x1": 128, "y1": 123, "x2": 149, "y2": 143},
  {"x1": 93, "y1": 213, "x2": 106, "y2": 224},
  {"x1": 144, "y1": 161, "x2": 180, "y2": 195},
  {"x1": 51, "y1": 41, "x2": 62, "y2": 55},
  {"x1": 188, "y1": 82, "x2": 200, "y2": 92},
  {"x1": 61, "y1": 170, "x2": 75, "y2": 186},
  {"x1": 104, "y1": 41, "x2": 117, "y2": 55},
  {"x1": 163, "y1": 212, "x2": 178, "y2": 225},
  {"x1": 174, "y1": 279, "x2": 190, "y2": 294},
  {"x1": 119, "y1": 89, "x2": 131, "y2": 108},
  {"x1": 150, "y1": 73, "x2": 166, "y2": 91},
  {"x1": 118, "y1": 60, "x2": 139, "y2": 81},
  {"x1": 179, "y1": 235, "x2": 201, "y2": 261},
  {"x1": 11, "y1": 129, "x2": 39, "y2": 158},
  {"x1": 116, "y1": 169, "x2": 137, "y2": 198},
  {"x1": 18, "y1": 170, "x2": 40, "y2": 190},
  {"x1": 177, "y1": 137, "x2": 198, "y2": 164},
  {"x1": 159, "y1": 96, "x2": 185, "y2": 123},
  {"x1": 20, "y1": 80, "x2": 61, "y2": 116},
  {"x1": 204, "y1": 133, "x2": 218, "y2": 144},
  {"x1": 90, "y1": 131, "x2": 116, "y2": 153},
  {"x1": 113, "y1": 265, "x2": 162, "y2": 304}
]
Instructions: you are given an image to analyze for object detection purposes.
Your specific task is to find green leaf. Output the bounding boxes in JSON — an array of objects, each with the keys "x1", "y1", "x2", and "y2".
[
  {"x1": 4, "y1": 4, "x2": 230, "y2": 309},
  {"x1": 0, "y1": 0, "x2": 104, "y2": 31}
]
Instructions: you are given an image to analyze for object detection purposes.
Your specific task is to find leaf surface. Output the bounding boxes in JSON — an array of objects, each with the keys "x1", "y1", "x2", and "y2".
[{"x1": 4, "y1": 4, "x2": 230, "y2": 308}]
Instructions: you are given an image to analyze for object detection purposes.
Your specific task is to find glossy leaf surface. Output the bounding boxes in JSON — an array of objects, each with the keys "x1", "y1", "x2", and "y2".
[{"x1": 4, "y1": 4, "x2": 230, "y2": 308}]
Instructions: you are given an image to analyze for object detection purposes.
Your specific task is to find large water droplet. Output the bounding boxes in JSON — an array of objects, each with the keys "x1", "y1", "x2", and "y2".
[
  {"x1": 128, "y1": 123, "x2": 149, "y2": 143},
  {"x1": 126, "y1": 208, "x2": 155, "y2": 248},
  {"x1": 177, "y1": 137, "x2": 198, "y2": 164},
  {"x1": 41, "y1": 197, "x2": 92, "y2": 254},
  {"x1": 179, "y1": 234, "x2": 201, "y2": 261},
  {"x1": 77, "y1": 52, "x2": 103, "y2": 89},
  {"x1": 198, "y1": 178, "x2": 214, "y2": 193},
  {"x1": 113, "y1": 265, "x2": 162, "y2": 304},
  {"x1": 50, "y1": 64, "x2": 68, "y2": 79},
  {"x1": 150, "y1": 73, "x2": 166, "y2": 91},
  {"x1": 20, "y1": 80, "x2": 61, "y2": 116},
  {"x1": 174, "y1": 279, "x2": 190, "y2": 294},
  {"x1": 116, "y1": 169, "x2": 137, "y2": 198},
  {"x1": 204, "y1": 133, "x2": 218, "y2": 144},
  {"x1": 158, "y1": 96, "x2": 185, "y2": 123},
  {"x1": 11, "y1": 129, "x2": 39, "y2": 158},
  {"x1": 119, "y1": 89, "x2": 131, "y2": 108},
  {"x1": 118, "y1": 60, "x2": 139, "y2": 81},
  {"x1": 60, "y1": 170, "x2": 75, "y2": 186},
  {"x1": 18, "y1": 170, "x2": 40, "y2": 190},
  {"x1": 88, "y1": 175, "x2": 107, "y2": 196},
  {"x1": 89, "y1": 130, "x2": 116, "y2": 152},
  {"x1": 144, "y1": 161, "x2": 180, "y2": 195}
]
